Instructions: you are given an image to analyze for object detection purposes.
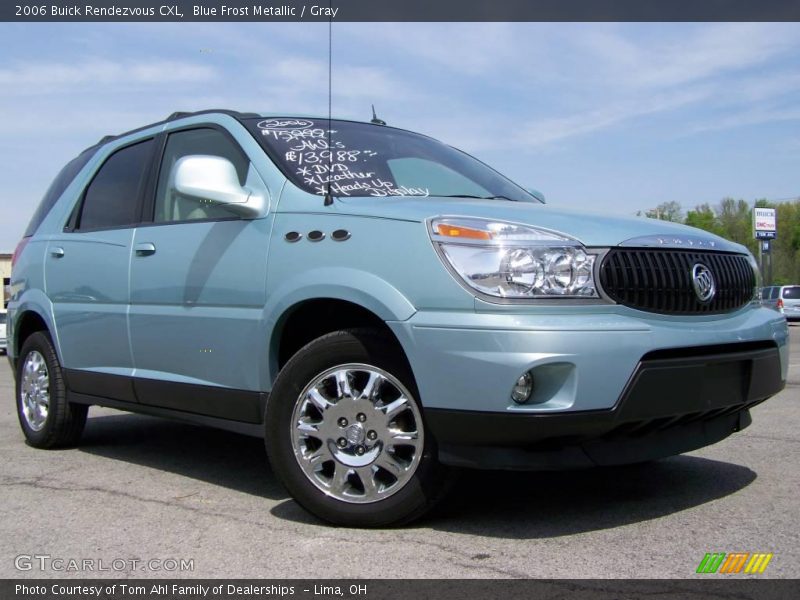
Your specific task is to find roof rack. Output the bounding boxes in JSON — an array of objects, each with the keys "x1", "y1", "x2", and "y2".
[
  {"x1": 90, "y1": 109, "x2": 261, "y2": 149},
  {"x1": 165, "y1": 108, "x2": 261, "y2": 122}
]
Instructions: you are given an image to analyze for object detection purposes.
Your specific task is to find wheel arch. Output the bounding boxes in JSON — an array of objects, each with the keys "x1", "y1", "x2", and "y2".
[
  {"x1": 263, "y1": 269, "x2": 417, "y2": 385},
  {"x1": 269, "y1": 297, "x2": 414, "y2": 385},
  {"x1": 12, "y1": 306, "x2": 55, "y2": 363}
]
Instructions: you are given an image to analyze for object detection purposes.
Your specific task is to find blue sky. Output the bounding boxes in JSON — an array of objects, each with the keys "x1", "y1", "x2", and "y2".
[{"x1": 1, "y1": 22, "x2": 799, "y2": 249}]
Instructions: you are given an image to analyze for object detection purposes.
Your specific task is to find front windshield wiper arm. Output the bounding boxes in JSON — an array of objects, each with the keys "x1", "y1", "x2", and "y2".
[{"x1": 439, "y1": 194, "x2": 518, "y2": 201}]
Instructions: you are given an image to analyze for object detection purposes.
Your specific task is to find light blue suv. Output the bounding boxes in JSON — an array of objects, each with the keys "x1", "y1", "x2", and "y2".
[{"x1": 8, "y1": 110, "x2": 788, "y2": 526}]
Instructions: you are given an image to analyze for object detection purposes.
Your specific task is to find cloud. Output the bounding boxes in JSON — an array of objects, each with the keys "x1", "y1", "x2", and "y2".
[
  {"x1": 343, "y1": 23, "x2": 519, "y2": 76},
  {"x1": 513, "y1": 87, "x2": 711, "y2": 147},
  {"x1": 627, "y1": 23, "x2": 800, "y2": 90},
  {"x1": 682, "y1": 106, "x2": 800, "y2": 136},
  {"x1": 498, "y1": 23, "x2": 800, "y2": 145},
  {"x1": 0, "y1": 59, "x2": 217, "y2": 92},
  {"x1": 262, "y1": 57, "x2": 423, "y2": 103}
]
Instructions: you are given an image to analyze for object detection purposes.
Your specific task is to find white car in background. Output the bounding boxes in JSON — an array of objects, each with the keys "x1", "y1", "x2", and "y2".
[
  {"x1": 0, "y1": 309, "x2": 6, "y2": 354},
  {"x1": 761, "y1": 285, "x2": 800, "y2": 321}
]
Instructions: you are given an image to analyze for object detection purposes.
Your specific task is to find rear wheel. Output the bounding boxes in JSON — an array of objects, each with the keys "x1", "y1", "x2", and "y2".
[
  {"x1": 16, "y1": 331, "x2": 87, "y2": 448},
  {"x1": 266, "y1": 328, "x2": 453, "y2": 527}
]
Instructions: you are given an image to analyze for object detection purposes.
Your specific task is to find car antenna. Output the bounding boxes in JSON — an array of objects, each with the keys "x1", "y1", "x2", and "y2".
[
  {"x1": 323, "y1": 6, "x2": 334, "y2": 207},
  {"x1": 371, "y1": 104, "x2": 386, "y2": 126}
]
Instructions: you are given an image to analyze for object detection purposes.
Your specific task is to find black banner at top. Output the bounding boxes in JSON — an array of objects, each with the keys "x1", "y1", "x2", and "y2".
[{"x1": 3, "y1": 0, "x2": 800, "y2": 22}]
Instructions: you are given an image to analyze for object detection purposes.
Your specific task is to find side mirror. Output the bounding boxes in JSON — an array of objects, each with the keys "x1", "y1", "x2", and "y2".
[
  {"x1": 527, "y1": 188, "x2": 546, "y2": 204},
  {"x1": 171, "y1": 155, "x2": 266, "y2": 219}
]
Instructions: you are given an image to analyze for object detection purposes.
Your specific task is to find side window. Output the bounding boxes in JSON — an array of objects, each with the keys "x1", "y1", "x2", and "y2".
[
  {"x1": 77, "y1": 139, "x2": 154, "y2": 231},
  {"x1": 154, "y1": 128, "x2": 249, "y2": 223},
  {"x1": 770, "y1": 287, "x2": 780, "y2": 300},
  {"x1": 26, "y1": 147, "x2": 96, "y2": 237}
]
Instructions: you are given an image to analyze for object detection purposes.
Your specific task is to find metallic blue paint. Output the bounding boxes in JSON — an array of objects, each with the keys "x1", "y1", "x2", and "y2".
[{"x1": 389, "y1": 306, "x2": 787, "y2": 413}]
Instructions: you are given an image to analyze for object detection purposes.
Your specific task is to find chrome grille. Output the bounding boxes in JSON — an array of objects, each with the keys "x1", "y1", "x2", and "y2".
[{"x1": 599, "y1": 249, "x2": 754, "y2": 314}]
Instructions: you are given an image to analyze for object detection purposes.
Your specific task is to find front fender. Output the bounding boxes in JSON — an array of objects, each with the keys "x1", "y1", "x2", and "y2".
[{"x1": 262, "y1": 267, "x2": 417, "y2": 383}]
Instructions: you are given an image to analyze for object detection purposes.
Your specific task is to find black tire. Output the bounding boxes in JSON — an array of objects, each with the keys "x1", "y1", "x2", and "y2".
[
  {"x1": 265, "y1": 328, "x2": 454, "y2": 527},
  {"x1": 16, "y1": 331, "x2": 87, "y2": 448}
]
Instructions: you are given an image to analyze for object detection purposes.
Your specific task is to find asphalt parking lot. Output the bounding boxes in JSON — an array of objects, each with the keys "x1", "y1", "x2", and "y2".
[{"x1": 1, "y1": 328, "x2": 798, "y2": 579}]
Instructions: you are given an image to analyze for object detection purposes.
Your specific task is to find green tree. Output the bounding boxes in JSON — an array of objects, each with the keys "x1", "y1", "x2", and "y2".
[
  {"x1": 643, "y1": 200, "x2": 683, "y2": 222},
  {"x1": 685, "y1": 203, "x2": 722, "y2": 236},
  {"x1": 716, "y1": 197, "x2": 756, "y2": 253},
  {"x1": 770, "y1": 200, "x2": 800, "y2": 283}
]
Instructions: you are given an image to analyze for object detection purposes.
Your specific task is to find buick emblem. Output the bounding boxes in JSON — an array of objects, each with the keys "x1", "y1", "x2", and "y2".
[
  {"x1": 691, "y1": 263, "x2": 716, "y2": 302},
  {"x1": 345, "y1": 423, "x2": 365, "y2": 445}
]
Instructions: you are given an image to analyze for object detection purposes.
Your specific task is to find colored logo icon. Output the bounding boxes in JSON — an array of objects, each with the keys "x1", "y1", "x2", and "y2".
[{"x1": 696, "y1": 552, "x2": 773, "y2": 574}]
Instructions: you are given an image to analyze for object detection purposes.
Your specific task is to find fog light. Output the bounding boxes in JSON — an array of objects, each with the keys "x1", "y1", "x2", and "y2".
[{"x1": 511, "y1": 372, "x2": 534, "y2": 404}]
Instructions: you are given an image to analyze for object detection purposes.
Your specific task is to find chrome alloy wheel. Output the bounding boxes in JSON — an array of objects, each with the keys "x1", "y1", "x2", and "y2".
[
  {"x1": 20, "y1": 350, "x2": 50, "y2": 432},
  {"x1": 290, "y1": 363, "x2": 424, "y2": 504}
]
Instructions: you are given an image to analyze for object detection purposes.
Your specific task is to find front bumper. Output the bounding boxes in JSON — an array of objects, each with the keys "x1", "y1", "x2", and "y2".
[
  {"x1": 388, "y1": 305, "x2": 788, "y2": 469},
  {"x1": 426, "y1": 342, "x2": 782, "y2": 469}
]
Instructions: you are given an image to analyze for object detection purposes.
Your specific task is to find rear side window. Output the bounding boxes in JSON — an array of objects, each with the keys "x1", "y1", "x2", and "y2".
[
  {"x1": 77, "y1": 139, "x2": 154, "y2": 231},
  {"x1": 24, "y1": 147, "x2": 96, "y2": 237},
  {"x1": 782, "y1": 287, "x2": 800, "y2": 299}
]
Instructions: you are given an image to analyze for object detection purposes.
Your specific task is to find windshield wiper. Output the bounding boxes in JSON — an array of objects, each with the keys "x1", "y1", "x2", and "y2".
[{"x1": 439, "y1": 194, "x2": 517, "y2": 201}]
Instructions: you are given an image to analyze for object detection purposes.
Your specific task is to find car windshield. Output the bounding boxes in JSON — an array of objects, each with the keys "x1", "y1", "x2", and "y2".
[
  {"x1": 783, "y1": 287, "x2": 800, "y2": 299},
  {"x1": 244, "y1": 118, "x2": 537, "y2": 201}
]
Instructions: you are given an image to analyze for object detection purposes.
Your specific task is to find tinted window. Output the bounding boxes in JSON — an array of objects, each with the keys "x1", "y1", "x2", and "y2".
[
  {"x1": 24, "y1": 147, "x2": 97, "y2": 237},
  {"x1": 771, "y1": 287, "x2": 781, "y2": 299},
  {"x1": 0, "y1": 312, "x2": 6, "y2": 324},
  {"x1": 245, "y1": 117, "x2": 537, "y2": 202},
  {"x1": 782, "y1": 287, "x2": 800, "y2": 299},
  {"x1": 154, "y1": 128, "x2": 248, "y2": 223},
  {"x1": 78, "y1": 139, "x2": 154, "y2": 231}
]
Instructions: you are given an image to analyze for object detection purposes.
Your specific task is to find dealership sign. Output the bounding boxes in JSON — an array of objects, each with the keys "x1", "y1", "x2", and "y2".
[{"x1": 753, "y1": 207, "x2": 776, "y2": 240}]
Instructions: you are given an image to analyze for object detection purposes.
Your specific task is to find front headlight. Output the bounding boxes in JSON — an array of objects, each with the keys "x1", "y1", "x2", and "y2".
[{"x1": 429, "y1": 217, "x2": 599, "y2": 299}]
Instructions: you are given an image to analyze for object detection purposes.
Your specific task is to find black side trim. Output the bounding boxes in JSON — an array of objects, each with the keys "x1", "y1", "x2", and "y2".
[
  {"x1": 63, "y1": 369, "x2": 136, "y2": 403},
  {"x1": 67, "y1": 392, "x2": 264, "y2": 438},
  {"x1": 134, "y1": 378, "x2": 264, "y2": 424},
  {"x1": 63, "y1": 369, "x2": 266, "y2": 424}
]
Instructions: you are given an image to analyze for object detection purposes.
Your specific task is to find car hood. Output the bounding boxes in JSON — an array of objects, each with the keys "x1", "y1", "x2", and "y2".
[{"x1": 334, "y1": 196, "x2": 747, "y2": 252}]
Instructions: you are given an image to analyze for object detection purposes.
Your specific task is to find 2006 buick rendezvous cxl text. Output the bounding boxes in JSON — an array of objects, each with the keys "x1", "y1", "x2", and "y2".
[{"x1": 7, "y1": 110, "x2": 788, "y2": 526}]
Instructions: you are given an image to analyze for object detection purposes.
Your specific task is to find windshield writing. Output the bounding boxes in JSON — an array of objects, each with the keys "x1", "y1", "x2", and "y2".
[{"x1": 246, "y1": 118, "x2": 534, "y2": 202}]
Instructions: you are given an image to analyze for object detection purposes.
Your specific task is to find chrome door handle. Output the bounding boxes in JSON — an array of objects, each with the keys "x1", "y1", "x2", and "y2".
[
  {"x1": 135, "y1": 242, "x2": 156, "y2": 256},
  {"x1": 50, "y1": 247, "x2": 65, "y2": 258}
]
